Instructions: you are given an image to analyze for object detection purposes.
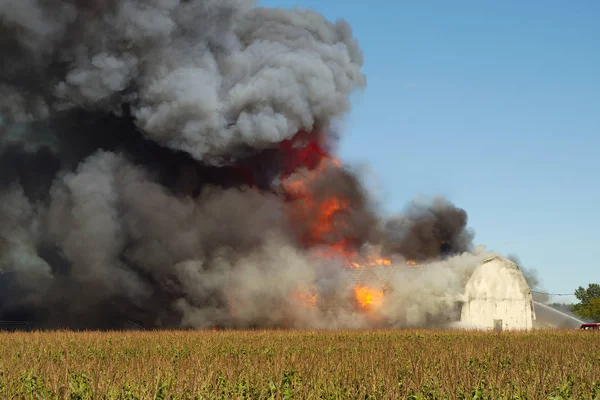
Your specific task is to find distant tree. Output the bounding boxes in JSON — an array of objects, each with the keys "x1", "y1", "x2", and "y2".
[{"x1": 572, "y1": 283, "x2": 600, "y2": 322}]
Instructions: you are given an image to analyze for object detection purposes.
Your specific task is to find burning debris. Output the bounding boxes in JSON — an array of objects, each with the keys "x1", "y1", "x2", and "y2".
[{"x1": 1, "y1": 0, "x2": 489, "y2": 330}]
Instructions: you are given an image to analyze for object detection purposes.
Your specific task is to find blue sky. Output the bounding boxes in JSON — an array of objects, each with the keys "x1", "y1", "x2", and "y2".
[{"x1": 259, "y1": 0, "x2": 599, "y2": 303}]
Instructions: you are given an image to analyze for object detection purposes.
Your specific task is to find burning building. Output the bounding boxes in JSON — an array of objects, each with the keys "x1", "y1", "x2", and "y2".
[
  {"x1": 334, "y1": 253, "x2": 537, "y2": 331},
  {"x1": 0, "y1": 1, "x2": 539, "y2": 331}
]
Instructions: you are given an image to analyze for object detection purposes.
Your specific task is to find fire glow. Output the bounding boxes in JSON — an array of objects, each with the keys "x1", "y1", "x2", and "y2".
[
  {"x1": 279, "y1": 131, "x2": 394, "y2": 311},
  {"x1": 350, "y1": 257, "x2": 392, "y2": 268},
  {"x1": 280, "y1": 135, "x2": 350, "y2": 252},
  {"x1": 292, "y1": 287, "x2": 318, "y2": 308},
  {"x1": 354, "y1": 285, "x2": 385, "y2": 309}
]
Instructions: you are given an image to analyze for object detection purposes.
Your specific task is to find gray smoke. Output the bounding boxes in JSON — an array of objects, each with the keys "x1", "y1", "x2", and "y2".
[
  {"x1": 0, "y1": 0, "x2": 486, "y2": 329},
  {"x1": 1, "y1": 0, "x2": 364, "y2": 164},
  {"x1": 506, "y1": 254, "x2": 550, "y2": 303}
]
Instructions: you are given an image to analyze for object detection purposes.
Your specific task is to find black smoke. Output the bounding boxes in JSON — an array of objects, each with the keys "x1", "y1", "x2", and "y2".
[{"x1": 382, "y1": 198, "x2": 474, "y2": 262}]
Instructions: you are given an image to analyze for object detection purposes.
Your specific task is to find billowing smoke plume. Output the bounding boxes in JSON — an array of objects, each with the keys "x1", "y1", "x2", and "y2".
[
  {"x1": 1, "y1": 0, "x2": 491, "y2": 329},
  {"x1": 382, "y1": 198, "x2": 474, "y2": 261}
]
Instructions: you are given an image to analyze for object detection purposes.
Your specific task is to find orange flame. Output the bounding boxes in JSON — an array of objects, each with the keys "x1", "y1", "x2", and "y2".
[
  {"x1": 354, "y1": 284, "x2": 384, "y2": 309},
  {"x1": 406, "y1": 259, "x2": 416, "y2": 265},
  {"x1": 280, "y1": 139, "x2": 349, "y2": 251},
  {"x1": 313, "y1": 197, "x2": 348, "y2": 238},
  {"x1": 349, "y1": 256, "x2": 391, "y2": 268},
  {"x1": 292, "y1": 289, "x2": 318, "y2": 308},
  {"x1": 279, "y1": 131, "x2": 395, "y2": 312}
]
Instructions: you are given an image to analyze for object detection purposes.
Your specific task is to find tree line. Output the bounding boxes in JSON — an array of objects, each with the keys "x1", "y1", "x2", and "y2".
[{"x1": 548, "y1": 283, "x2": 600, "y2": 322}]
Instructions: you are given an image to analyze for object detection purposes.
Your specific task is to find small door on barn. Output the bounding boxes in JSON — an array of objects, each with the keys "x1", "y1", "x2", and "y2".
[{"x1": 493, "y1": 319, "x2": 503, "y2": 331}]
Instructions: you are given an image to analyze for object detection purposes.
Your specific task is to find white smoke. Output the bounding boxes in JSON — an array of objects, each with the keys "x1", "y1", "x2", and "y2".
[{"x1": 380, "y1": 247, "x2": 491, "y2": 327}]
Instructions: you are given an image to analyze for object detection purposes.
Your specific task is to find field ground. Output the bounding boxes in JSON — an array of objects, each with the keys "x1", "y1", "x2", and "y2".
[{"x1": 0, "y1": 329, "x2": 599, "y2": 399}]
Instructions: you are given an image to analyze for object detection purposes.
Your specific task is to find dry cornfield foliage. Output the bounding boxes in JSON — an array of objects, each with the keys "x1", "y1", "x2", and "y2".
[{"x1": 0, "y1": 329, "x2": 599, "y2": 399}]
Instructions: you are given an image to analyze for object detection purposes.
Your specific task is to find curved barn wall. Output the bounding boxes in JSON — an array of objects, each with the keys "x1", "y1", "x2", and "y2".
[{"x1": 460, "y1": 255, "x2": 535, "y2": 331}]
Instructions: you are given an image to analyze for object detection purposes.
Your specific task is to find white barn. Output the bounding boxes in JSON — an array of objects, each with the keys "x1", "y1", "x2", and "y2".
[{"x1": 460, "y1": 255, "x2": 535, "y2": 331}]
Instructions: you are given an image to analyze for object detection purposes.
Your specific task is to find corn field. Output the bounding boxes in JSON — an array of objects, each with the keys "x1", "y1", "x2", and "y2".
[{"x1": 0, "y1": 329, "x2": 599, "y2": 399}]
